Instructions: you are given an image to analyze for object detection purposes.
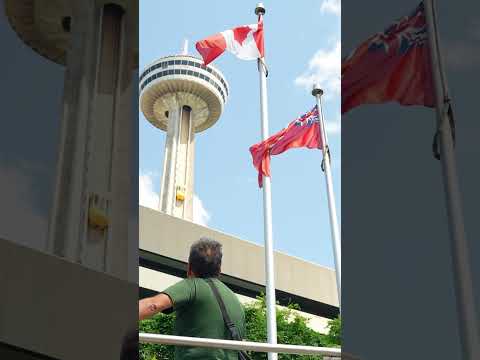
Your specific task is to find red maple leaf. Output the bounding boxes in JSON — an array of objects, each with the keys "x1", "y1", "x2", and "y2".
[{"x1": 232, "y1": 26, "x2": 252, "y2": 45}]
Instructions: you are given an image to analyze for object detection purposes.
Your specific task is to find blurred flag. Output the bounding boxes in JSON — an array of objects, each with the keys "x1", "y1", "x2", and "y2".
[
  {"x1": 342, "y1": 2, "x2": 435, "y2": 114},
  {"x1": 195, "y1": 18, "x2": 264, "y2": 65},
  {"x1": 249, "y1": 107, "x2": 322, "y2": 187}
]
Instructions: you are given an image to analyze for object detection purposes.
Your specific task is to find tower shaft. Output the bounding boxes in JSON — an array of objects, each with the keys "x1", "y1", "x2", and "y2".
[
  {"x1": 47, "y1": 1, "x2": 136, "y2": 280},
  {"x1": 140, "y1": 54, "x2": 228, "y2": 223},
  {"x1": 160, "y1": 101, "x2": 195, "y2": 220}
]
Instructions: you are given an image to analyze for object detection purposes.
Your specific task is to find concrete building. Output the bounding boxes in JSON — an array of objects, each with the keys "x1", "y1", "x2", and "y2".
[
  {"x1": 139, "y1": 52, "x2": 339, "y2": 333},
  {"x1": 139, "y1": 53, "x2": 228, "y2": 221},
  {"x1": 139, "y1": 206, "x2": 339, "y2": 333},
  {"x1": 5, "y1": 0, "x2": 138, "y2": 280},
  {"x1": 0, "y1": 237, "x2": 137, "y2": 360}
]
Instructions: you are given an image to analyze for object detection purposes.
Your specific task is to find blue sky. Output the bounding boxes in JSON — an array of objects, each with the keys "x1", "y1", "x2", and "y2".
[{"x1": 139, "y1": 0, "x2": 341, "y2": 269}]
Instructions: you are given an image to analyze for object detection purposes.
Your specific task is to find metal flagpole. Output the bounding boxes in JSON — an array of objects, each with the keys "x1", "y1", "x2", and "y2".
[
  {"x1": 255, "y1": 3, "x2": 278, "y2": 360},
  {"x1": 312, "y1": 85, "x2": 341, "y2": 306},
  {"x1": 424, "y1": 1, "x2": 480, "y2": 359}
]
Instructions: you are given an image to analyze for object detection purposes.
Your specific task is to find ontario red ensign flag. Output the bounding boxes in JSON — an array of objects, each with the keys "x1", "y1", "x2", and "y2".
[
  {"x1": 342, "y1": 2, "x2": 435, "y2": 114},
  {"x1": 250, "y1": 107, "x2": 322, "y2": 187},
  {"x1": 195, "y1": 18, "x2": 264, "y2": 65}
]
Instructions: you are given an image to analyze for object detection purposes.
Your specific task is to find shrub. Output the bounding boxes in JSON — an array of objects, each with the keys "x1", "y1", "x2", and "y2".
[{"x1": 139, "y1": 295, "x2": 341, "y2": 359}]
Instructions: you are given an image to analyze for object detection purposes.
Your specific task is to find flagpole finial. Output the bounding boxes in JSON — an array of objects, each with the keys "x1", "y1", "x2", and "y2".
[
  {"x1": 255, "y1": 3, "x2": 265, "y2": 15},
  {"x1": 312, "y1": 83, "x2": 324, "y2": 97}
]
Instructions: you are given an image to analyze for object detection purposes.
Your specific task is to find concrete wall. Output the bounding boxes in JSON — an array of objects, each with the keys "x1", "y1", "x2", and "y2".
[
  {"x1": 0, "y1": 238, "x2": 137, "y2": 360},
  {"x1": 139, "y1": 206, "x2": 339, "y2": 307}
]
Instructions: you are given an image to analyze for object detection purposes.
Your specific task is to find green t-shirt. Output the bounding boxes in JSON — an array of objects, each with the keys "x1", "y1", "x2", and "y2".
[{"x1": 163, "y1": 277, "x2": 245, "y2": 360}]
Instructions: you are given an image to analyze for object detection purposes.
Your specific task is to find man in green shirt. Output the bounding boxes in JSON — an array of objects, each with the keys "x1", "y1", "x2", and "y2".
[{"x1": 139, "y1": 237, "x2": 246, "y2": 359}]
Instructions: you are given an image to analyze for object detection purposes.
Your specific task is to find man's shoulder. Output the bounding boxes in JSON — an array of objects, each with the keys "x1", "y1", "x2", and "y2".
[{"x1": 196, "y1": 278, "x2": 236, "y2": 298}]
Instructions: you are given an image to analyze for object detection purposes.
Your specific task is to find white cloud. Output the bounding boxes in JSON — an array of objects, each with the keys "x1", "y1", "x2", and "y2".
[
  {"x1": 139, "y1": 171, "x2": 211, "y2": 226},
  {"x1": 139, "y1": 172, "x2": 159, "y2": 210},
  {"x1": 325, "y1": 116, "x2": 341, "y2": 135},
  {"x1": 295, "y1": 40, "x2": 341, "y2": 98},
  {"x1": 320, "y1": 0, "x2": 341, "y2": 16},
  {"x1": 193, "y1": 195, "x2": 211, "y2": 226},
  {"x1": 443, "y1": 40, "x2": 480, "y2": 70},
  {"x1": 0, "y1": 164, "x2": 47, "y2": 249}
]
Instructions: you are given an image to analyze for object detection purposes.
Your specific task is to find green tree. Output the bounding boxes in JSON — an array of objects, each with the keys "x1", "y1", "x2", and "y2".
[
  {"x1": 139, "y1": 295, "x2": 341, "y2": 360},
  {"x1": 323, "y1": 316, "x2": 341, "y2": 346},
  {"x1": 139, "y1": 311, "x2": 175, "y2": 360}
]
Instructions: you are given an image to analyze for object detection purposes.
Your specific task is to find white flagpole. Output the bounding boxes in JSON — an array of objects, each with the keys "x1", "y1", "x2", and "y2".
[
  {"x1": 255, "y1": 4, "x2": 278, "y2": 360},
  {"x1": 312, "y1": 85, "x2": 341, "y2": 307},
  {"x1": 424, "y1": 1, "x2": 480, "y2": 359}
]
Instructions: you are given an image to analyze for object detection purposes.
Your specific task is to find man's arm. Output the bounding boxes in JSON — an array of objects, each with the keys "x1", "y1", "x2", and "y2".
[{"x1": 139, "y1": 293, "x2": 173, "y2": 321}]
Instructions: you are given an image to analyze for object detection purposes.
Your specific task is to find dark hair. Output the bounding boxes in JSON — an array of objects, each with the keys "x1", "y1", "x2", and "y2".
[{"x1": 188, "y1": 237, "x2": 222, "y2": 278}]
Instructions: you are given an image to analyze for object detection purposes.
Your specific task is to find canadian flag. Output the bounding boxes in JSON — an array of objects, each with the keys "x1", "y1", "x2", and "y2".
[{"x1": 195, "y1": 19, "x2": 264, "y2": 65}]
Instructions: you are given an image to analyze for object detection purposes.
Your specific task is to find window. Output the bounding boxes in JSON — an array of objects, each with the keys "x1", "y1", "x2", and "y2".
[
  {"x1": 168, "y1": 60, "x2": 174, "y2": 65},
  {"x1": 187, "y1": 70, "x2": 193, "y2": 75},
  {"x1": 174, "y1": 60, "x2": 181, "y2": 65},
  {"x1": 222, "y1": 81, "x2": 229, "y2": 95},
  {"x1": 168, "y1": 69, "x2": 174, "y2": 75},
  {"x1": 181, "y1": 69, "x2": 187, "y2": 75},
  {"x1": 181, "y1": 60, "x2": 188, "y2": 65}
]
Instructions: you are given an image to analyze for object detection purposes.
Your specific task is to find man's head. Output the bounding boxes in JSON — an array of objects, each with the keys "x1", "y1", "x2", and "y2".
[{"x1": 187, "y1": 237, "x2": 222, "y2": 278}]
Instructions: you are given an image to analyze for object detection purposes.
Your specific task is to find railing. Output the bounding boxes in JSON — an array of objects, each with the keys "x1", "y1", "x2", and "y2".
[{"x1": 139, "y1": 333, "x2": 342, "y2": 357}]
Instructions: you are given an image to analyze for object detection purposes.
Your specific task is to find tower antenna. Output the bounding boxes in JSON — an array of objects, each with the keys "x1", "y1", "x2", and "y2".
[{"x1": 181, "y1": 39, "x2": 188, "y2": 55}]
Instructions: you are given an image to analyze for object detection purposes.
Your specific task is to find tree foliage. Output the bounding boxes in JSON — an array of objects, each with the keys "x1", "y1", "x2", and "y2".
[
  {"x1": 139, "y1": 295, "x2": 341, "y2": 359},
  {"x1": 139, "y1": 311, "x2": 175, "y2": 360}
]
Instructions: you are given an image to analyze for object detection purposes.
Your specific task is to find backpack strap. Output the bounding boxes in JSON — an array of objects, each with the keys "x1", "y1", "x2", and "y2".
[
  {"x1": 205, "y1": 278, "x2": 242, "y2": 341},
  {"x1": 205, "y1": 278, "x2": 252, "y2": 360}
]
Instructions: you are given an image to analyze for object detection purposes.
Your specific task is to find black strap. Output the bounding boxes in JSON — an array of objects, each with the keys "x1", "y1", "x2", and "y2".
[
  {"x1": 321, "y1": 145, "x2": 331, "y2": 172},
  {"x1": 432, "y1": 99, "x2": 456, "y2": 160},
  {"x1": 205, "y1": 278, "x2": 252, "y2": 360},
  {"x1": 205, "y1": 278, "x2": 242, "y2": 341}
]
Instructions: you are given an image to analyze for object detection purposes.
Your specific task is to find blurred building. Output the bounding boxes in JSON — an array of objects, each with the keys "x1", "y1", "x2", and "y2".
[
  {"x1": 5, "y1": 0, "x2": 138, "y2": 280},
  {"x1": 1, "y1": 1, "x2": 138, "y2": 359}
]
